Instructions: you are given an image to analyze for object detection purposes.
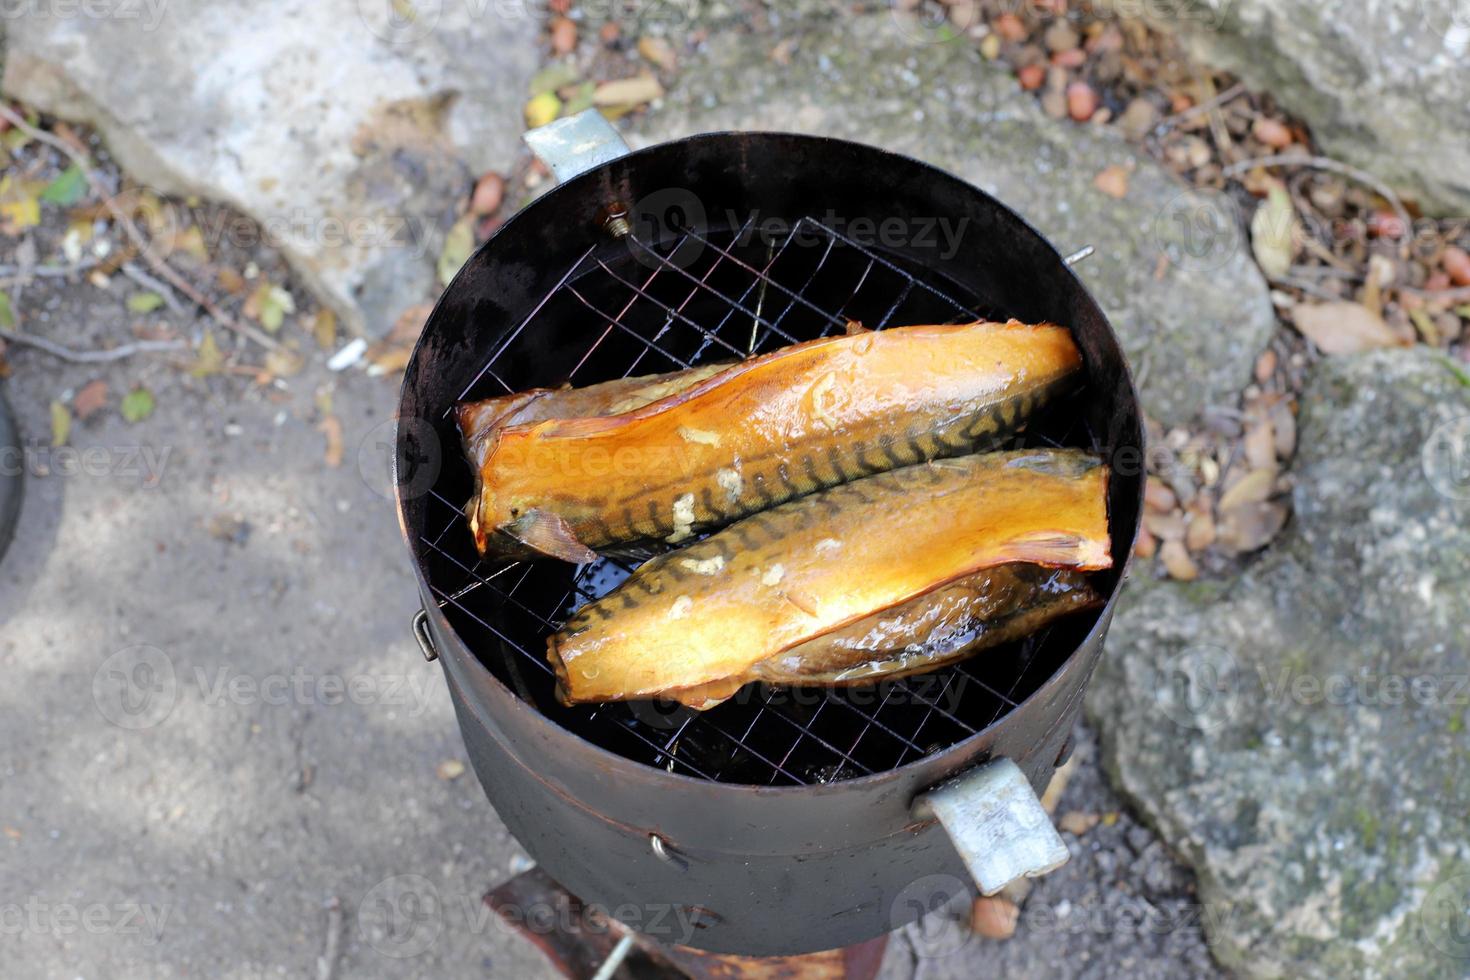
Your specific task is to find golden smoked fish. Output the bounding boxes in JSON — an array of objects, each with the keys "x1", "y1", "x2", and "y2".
[
  {"x1": 457, "y1": 320, "x2": 1082, "y2": 562},
  {"x1": 547, "y1": 449, "x2": 1112, "y2": 708}
]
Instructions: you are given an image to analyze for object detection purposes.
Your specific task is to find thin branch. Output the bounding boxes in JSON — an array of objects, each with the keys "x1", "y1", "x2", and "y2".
[
  {"x1": 0, "y1": 259, "x2": 99, "y2": 278},
  {"x1": 1156, "y1": 81, "x2": 1247, "y2": 132},
  {"x1": 1401, "y1": 284, "x2": 1470, "y2": 303},
  {"x1": 1221, "y1": 152, "x2": 1413, "y2": 259},
  {"x1": 0, "y1": 326, "x2": 185, "y2": 363},
  {"x1": 0, "y1": 103, "x2": 281, "y2": 351},
  {"x1": 120, "y1": 262, "x2": 188, "y2": 314}
]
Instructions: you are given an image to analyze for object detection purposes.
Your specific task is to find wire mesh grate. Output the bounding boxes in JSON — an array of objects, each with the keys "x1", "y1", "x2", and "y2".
[{"x1": 417, "y1": 216, "x2": 1093, "y2": 786}]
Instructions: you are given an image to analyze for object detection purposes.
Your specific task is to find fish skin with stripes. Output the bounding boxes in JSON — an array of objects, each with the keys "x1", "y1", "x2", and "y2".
[
  {"x1": 456, "y1": 319, "x2": 1083, "y2": 562},
  {"x1": 547, "y1": 449, "x2": 1111, "y2": 708}
]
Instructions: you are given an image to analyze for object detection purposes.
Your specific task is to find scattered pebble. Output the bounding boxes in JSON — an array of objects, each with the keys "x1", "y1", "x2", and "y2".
[
  {"x1": 1160, "y1": 539, "x2": 1198, "y2": 581},
  {"x1": 549, "y1": 17, "x2": 577, "y2": 55},
  {"x1": 470, "y1": 172, "x2": 505, "y2": 216},
  {"x1": 1443, "y1": 246, "x2": 1470, "y2": 287},
  {"x1": 970, "y1": 895, "x2": 1020, "y2": 940},
  {"x1": 1143, "y1": 478, "x2": 1177, "y2": 513},
  {"x1": 1066, "y1": 82, "x2": 1098, "y2": 122},
  {"x1": 1017, "y1": 63, "x2": 1045, "y2": 91},
  {"x1": 1251, "y1": 117, "x2": 1293, "y2": 148},
  {"x1": 1059, "y1": 810, "x2": 1102, "y2": 835},
  {"x1": 437, "y1": 759, "x2": 466, "y2": 781}
]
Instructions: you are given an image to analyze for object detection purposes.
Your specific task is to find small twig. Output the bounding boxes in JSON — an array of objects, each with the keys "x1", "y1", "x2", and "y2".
[
  {"x1": 1273, "y1": 274, "x2": 1347, "y2": 302},
  {"x1": 0, "y1": 259, "x2": 99, "y2": 278},
  {"x1": 0, "y1": 326, "x2": 185, "y2": 363},
  {"x1": 317, "y1": 897, "x2": 343, "y2": 980},
  {"x1": 0, "y1": 103, "x2": 281, "y2": 351},
  {"x1": 120, "y1": 262, "x2": 188, "y2": 314},
  {"x1": 1221, "y1": 152, "x2": 1413, "y2": 260},
  {"x1": 1156, "y1": 81, "x2": 1247, "y2": 132},
  {"x1": 1401, "y1": 284, "x2": 1470, "y2": 303}
]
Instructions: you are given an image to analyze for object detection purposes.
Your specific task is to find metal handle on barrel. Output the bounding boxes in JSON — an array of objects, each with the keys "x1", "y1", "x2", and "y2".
[
  {"x1": 912, "y1": 757, "x2": 1069, "y2": 896},
  {"x1": 524, "y1": 109, "x2": 634, "y2": 184}
]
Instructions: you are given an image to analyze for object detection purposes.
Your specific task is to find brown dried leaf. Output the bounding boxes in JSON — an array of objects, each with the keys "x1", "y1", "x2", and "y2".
[
  {"x1": 312, "y1": 308, "x2": 337, "y2": 350},
  {"x1": 1143, "y1": 509, "x2": 1186, "y2": 542},
  {"x1": 1185, "y1": 505, "x2": 1216, "y2": 552},
  {"x1": 1218, "y1": 468, "x2": 1276, "y2": 512},
  {"x1": 593, "y1": 75, "x2": 664, "y2": 108},
  {"x1": 1292, "y1": 301, "x2": 1407, "y2": 355},
  {"x1": 637, "y1": 36, "x2": 678, "y2": 71},
  {"x1": 1160, "y1": 539, "x2": 1198, "y2": 581},
  {"x1": 1243, "y1": 414, "x2": 1276, "y2": 472},
  {"x1": 1217, "y1": 501, "x2": 1288, "y2": 554},
  {"x1": 318, "y1": 415, "x2": 343, "y2": 468},
  {"x1": 1143, "y1": 477, "x2": 1177, "y2": 513},
  {"x1": 1058, "y1": 810, "x2": 1101, "y2": 835},
  {"x1": 1092, "y1": 164, "x2": 1130, "y2": 199},
  {"x1": 73, "y1": 379, "x2": 108, "y2": 420}
]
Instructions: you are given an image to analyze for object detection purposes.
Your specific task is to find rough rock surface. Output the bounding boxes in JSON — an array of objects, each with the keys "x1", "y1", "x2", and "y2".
[
  {"x1": 1089, "y1": 347, "x2": 1470, "y2": 978},
  {"x1": 1, "y1": 1, "x2": 539, "y2": 335},
  {"x1": 634, "y1": 12, "x2": 1275, "y2": 425},
  {"x1": 1144, "y1": 0, "x2": 1470, "y2": 215}
]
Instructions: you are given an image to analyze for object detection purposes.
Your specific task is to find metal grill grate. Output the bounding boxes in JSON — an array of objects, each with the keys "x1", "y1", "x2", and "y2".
[{"x1": 416, "y1": 216, "x2": 1093, "y2": 787}]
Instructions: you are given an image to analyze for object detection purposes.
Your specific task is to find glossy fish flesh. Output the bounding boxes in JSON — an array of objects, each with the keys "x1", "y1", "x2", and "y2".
[
  {"x1": 457, "y1": 320, "x2": 1083, "y2": 562},
  {"x1": 547, "y1": 449, "x2": 1112, "y2": 708}
]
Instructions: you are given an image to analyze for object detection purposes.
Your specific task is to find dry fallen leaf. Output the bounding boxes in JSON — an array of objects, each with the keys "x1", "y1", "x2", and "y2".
[
  {"x1": 1217, "y1": 501, "x2": 1288, "y2": 554},
  {"x1": 1185, "y1": 505, "x2": 1216, "y2": 552},
  {"x1": 319, "y1": 415, "x2": 344, "y2": 468},
  {"x1": 50, "y1": 400, "x2": 71, "y2": 447},
  {"x1": 1143, "y1": 509, "x2": 1186, "y2": 541},
  {"x1": 637, "y1": 36, "x2": 677, "y2": 71},
  {"x1": 593, "y1": 75, "x2": 664, "y2": 108},
  {"x1": 191, "y1": 330, "x2": 225, "y2": 378},
  {"x1": 1092, "y1": 164, "x2": 1130, "y2": 199},
  {"x1": 73, "y1": 379, "x2": 108, "y2": 420},
  {"x1": 1218, "y1": 468, "x2": 1276, "y2": 512},
  {"x1": 301, "y1": 310, "x2": 333, "y2": 352},
  {"x1": 1292, "y1": 301, "x2": 1408, "y2": 355},
  {"x1": 1250, "y1": 183, "x2": 1296, "y2": 281},
  {"x1": 1058, "y1": 810, "x2": 1101, "y2": 835},
  {"x1": 1160, "y1": 539, "x2": 1198, "y2": 581}
]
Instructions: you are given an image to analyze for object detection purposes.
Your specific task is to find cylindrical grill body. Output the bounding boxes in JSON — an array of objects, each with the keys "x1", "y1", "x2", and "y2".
[{"x1": 396, "y1": 133, "x2": 1144, "y2": 955}]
